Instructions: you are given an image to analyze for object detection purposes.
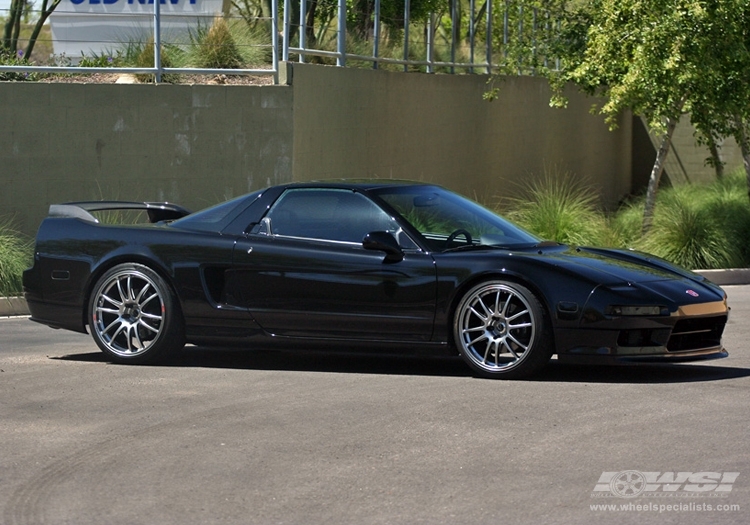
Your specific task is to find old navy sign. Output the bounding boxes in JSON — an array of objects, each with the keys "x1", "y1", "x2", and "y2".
[
  {"x1": 56, "y1": 0, "x2": 214, "y2": 12},
  {"x1": 50, "y1": 0, "x2": 223, "y2": 58},
  {"x1": 70, "y1": 0, "x2": 198, "y2": 4}
]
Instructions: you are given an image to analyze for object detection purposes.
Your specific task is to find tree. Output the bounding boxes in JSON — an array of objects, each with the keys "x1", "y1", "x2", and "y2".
[
  {"x1": 685, "y1": 0, "x2": 750, "y2": 200},
  {"x1": 2, "y1": 0, "x2": 61, "y2": 60},
  {"x1": 550, "y1": 0, "x2": 750, "y2": 232}
]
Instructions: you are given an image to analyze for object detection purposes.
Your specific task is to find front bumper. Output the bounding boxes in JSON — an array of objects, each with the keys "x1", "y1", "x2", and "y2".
[
  {"x1": 554, "y1": 299, "x2": 729, "y2": 365},
  {"x1": 556, "y1": 344, "x2": 728, "y2": 365}
]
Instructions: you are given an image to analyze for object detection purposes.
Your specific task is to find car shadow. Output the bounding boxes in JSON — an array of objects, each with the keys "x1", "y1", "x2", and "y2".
[{"x1": 51, "y1": 346, "x2": 750, "y2": 384}]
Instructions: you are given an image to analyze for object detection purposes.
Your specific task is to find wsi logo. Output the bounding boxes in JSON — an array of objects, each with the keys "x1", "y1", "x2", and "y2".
[{"x1": 592, "y1": 471, "x2": 740, "y2": 498}]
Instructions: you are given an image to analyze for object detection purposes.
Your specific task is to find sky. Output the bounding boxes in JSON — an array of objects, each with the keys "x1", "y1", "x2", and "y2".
[{"x1": 1, "y1": 0, "x2": 55, "y2": 20}]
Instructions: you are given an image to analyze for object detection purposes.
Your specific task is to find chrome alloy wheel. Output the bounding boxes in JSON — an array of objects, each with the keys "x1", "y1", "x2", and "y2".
[
  {"x1": 455, "y1": 282, "x2": 539, "y2": 374},
  {"x1": 91, "y1": 268, "x2": 166, "y2": 358}
]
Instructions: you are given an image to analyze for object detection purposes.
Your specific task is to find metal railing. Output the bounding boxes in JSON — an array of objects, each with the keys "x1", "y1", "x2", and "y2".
[
  {"x1": 283, "y1": 0, "x2": 497, "y2": 74},
  {"x1": 0, "y1": 0, "x2": 558, "y2": 82}
]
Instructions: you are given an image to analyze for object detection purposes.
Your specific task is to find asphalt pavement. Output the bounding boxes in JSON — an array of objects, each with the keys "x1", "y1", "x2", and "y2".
[{"x1": 1, "y1": 286, "x2": 748, "y2": 525}]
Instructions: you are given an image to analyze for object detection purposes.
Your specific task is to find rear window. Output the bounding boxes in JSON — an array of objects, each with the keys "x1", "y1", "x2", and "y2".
[{"x1": 170, "y1": 190, "x2": 263, "y2": 232}]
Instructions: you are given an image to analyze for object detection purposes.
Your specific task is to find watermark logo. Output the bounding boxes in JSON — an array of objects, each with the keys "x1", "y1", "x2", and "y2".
[
  {"x1": 593, "y1": 471, "x2": 740, "y2": 498},
  {"x1": 609, "y1": 470, "x2": 647, "y2": 498}
]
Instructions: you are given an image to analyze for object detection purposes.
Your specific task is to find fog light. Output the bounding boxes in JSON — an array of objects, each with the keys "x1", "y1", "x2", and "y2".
[{"x1": 607, "y1": 305, "x2": 663, "y2": 316}]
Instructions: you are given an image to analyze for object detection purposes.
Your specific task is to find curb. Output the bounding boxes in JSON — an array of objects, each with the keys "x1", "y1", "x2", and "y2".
[
  {"x1": 0, "y1": 296, "x2": 30, "y2": 317},
  {"x1": 2, "y1": 269, "x2": 749, "y2": 318},
  {"x1": 693, "y1": 269, "x2": 750, "y2": 286}
]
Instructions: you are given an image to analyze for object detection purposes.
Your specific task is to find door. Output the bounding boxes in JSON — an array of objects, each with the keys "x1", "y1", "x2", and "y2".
[{"x1": 230, "y1": 188, "x2": 437, "y2": 341}]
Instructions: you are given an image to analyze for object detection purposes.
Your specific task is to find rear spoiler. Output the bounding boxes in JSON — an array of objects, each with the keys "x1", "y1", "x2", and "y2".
[{"x1": 48, "y1": 201, "x2": 192, "y2": 224}]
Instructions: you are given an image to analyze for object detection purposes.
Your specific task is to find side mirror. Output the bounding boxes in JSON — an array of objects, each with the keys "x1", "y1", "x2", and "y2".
[{"x1": 362, "y1": 231, "x2": 404, "y2": 262}]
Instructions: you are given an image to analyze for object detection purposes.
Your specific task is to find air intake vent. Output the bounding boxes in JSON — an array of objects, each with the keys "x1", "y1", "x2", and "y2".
[{"x1": 667, "y1": 315, "x2": 727, "y2": 352}]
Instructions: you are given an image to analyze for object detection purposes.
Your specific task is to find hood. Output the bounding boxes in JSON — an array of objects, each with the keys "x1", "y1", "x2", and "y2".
[
  {"x1": 524, "y1": 246, "x2": 726, "y2": 314},
  {"x1": 537, "y1": 245, "x2": 705, "y2": 285}
]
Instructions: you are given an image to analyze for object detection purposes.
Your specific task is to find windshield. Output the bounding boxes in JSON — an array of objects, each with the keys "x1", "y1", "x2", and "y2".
[{"x1": 371, "y1": 186, "x2": 539, "y2": 251}]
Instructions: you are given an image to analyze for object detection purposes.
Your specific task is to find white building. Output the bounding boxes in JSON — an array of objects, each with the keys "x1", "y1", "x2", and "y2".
[{"x1": 49, "y1": 0, "x2": 225, "y2": 60}]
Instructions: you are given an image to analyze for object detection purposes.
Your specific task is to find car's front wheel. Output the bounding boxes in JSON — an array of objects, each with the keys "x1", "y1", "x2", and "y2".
[
  {"x1": 88, "y1": 263, "x2": 184, "y2": 364},
  {"x1": 453, "y1": 280, "x2": 552, "y2": 379}
]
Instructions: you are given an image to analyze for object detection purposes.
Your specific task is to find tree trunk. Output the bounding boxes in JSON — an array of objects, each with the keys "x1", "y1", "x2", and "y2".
[
  {"x1": 3, "y1": 0, "x2": 22, "y2": 51},
  {"x1": 707, "y1": 135, "x2": 724, "y2": 179},
  {"x1": 305, "y1": 0, "x2": 318, "y2": 46},
  {"x1": 642, "y1": 116, "x2": 679, "y2": 235},
  {"x1": 734, "y1": 116, "x2": 750, "y2": 201},
  {"x1": 11, "y1": 0, "x2": 22, "y2": 52},
  {"x1": 24, "y1": 0, "x2": 61, "y2": 59}
]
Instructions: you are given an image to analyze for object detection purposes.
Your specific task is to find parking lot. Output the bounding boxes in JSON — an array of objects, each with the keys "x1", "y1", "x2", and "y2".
[{"x1": 1, "y1": 286, "x2": 748, "y2": 525}]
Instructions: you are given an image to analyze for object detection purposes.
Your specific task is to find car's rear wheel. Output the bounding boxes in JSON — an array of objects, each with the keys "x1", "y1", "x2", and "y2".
[
  {"x1": 453, "y1": 280, "x2": 552, "y2": 379},
  {"x1": 88, "y1": 263, "x2": 184, "y2": 364}
]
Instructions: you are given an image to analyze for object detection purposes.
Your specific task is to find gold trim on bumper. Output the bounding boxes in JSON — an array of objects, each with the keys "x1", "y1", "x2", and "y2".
[{"x1": 673, "y1": 300, "x2": 728, "y2": 317}]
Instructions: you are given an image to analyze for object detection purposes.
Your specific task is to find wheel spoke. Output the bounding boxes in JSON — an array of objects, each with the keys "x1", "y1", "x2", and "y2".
[
  {"x1": 495, "y1": 341, "x2": 503, "y2": 366},
  {"x1": 102, "y1": 317, "x2": 123, "y2": 335},
  {"x1": 140, "y1": 311, "x2": 162, "y2": 322},
  {"x1": 135, "y1": 282, "x2": 151, "y2": 303},
  {"x1": 110, "y1": 322, "x2": 126, "y2": 342},
  {"x1": 475, "y1": 298, "x2": 492, "y2": 318},
  {"x1": 101, "y1": 293, "x2": 123, "y2": 308},
  {"x1": 507, "y1": 309, "x2": 529, "y2": 322},
  {"x1": 140, "y1": 292, "x2": 160, "y2": 309},
  {"x1": 509, "y1": 322, "x2": 532, "y2": 330},
  {"x1": 125, "y1": 276, "x2": 135, "y2": 301},
  {"x1": 123, "y1": 325, "x2": 134, "y2": 352},
  {"x1": 493, "y1": 291, "x2": 501, "y2": 316},
  {"x1": 482, "y1": 340, "x2": 494, "y2": 364},
  {"x1": 468, "y1": 305, "x2": 488, "y2": 322},
  {"x1": 115, "y1": 278, "x2": 127, "y2": 303},
  {"x1": 138, "y1": 319, "x2": 159, "y2": 334},
  {"x1": 500, "y1": 294, "x2": 512, "y2": 316},
  {"x1": 467, "y1": 332, "x2": 489, "y2": 347},
  {"x1": 132, "y1": 325, "x2": 144, "y2": 349},
  {"x1": 507, "y1": 333, "x2": 529, "y2": 351},
  {"x1": 502, "y1": 339, "x2": 520, "y2": 359}
]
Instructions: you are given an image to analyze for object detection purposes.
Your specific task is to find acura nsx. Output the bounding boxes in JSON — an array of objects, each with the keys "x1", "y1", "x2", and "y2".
[{"x1": 23, "y1": 181, "x2": 729, "y2": 378}]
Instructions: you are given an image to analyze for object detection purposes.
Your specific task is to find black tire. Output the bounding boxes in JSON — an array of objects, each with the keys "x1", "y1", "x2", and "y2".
[
  {"x1": 453, "y1": 280, "x2": 552, "y2": 379},
  {"x1": 88, "y1": 263, "x2": 184, "y2": 364}
]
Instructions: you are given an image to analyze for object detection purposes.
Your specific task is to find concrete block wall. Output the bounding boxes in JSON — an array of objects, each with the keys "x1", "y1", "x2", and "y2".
[
  {"x1": 289, "y1": 64, "x2": 633, "y2": 210},
  {"x1": 1, "y1": 82, "x2": 294, "y2": 236},
  {"x1": 2, "y1": 65, "x2": 655, "y2": 238}
]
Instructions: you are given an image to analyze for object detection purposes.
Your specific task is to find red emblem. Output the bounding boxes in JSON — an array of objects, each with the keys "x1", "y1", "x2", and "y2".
[{"x1": 686, "y1": 290, "x2": 699, "y2": 297}]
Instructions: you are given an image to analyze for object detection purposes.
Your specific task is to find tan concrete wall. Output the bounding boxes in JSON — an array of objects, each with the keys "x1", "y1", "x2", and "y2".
[
  {"x1": 1, "y1": 82, "x2": 294, "y2": 236},
  {"x1": 2, "y1": 65, "x2": 635, "y2": 238},
  {"x1": 670, "y1": 116, "x2": 744, "y2": 184},
  {"x1": 289, "y1": 63, "x2": 633, "y2": 210}
]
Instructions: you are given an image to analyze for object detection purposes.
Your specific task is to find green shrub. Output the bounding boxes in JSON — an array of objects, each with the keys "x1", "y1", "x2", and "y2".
[
  {"x1": 0, "y1": 49, "x2": 41, "y2": 81},
  {"x1": 635, "y1": 195, "x2": 741, "y2": 269},
  {"x1": 132, "y1": 38, "x2": 182, "y2": 83},
  {"x1": 0, "y1": 219, "x2": 32, "y2": 297},
  {"x1": 497, "y1": 167, "x2": 750, "y2": 269},
  {"x1": 622, "y1": 170, "x2": 750, "y2": 269},
  {"x1": 189, "y1": 17, "x2": 244, "y2": 69},
  {"x1": 498, "y1": 171, "x2": 611, "y2": 246},
  {"x1": 78, "y1": 51, "x2": 123, "y2": 68},
  {"x1": 183, "y1": 18, "x2": 270, "y2": 69}
]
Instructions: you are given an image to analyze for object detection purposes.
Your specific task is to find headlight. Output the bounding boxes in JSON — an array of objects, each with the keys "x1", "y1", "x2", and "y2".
[{"x1": 607, "y1": 305, "x2": 666, "y2": 316}]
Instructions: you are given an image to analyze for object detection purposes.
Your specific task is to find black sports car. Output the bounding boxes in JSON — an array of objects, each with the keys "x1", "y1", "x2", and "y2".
[{"x1": 23, "y1": 181, "x2": 729, "y2": 379}]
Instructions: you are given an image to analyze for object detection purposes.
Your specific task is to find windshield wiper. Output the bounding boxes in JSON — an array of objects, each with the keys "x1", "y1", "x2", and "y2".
[{"x1": 442, "y1": 243, "x2": 499, "y2": 253}]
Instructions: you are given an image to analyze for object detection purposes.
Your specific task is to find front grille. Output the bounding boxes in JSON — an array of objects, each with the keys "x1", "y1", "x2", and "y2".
[{"x1": 667, "y1": 315, "x2": 728, "y2": 352}]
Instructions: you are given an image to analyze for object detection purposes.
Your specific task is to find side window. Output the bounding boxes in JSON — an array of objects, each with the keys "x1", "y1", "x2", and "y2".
[{"x1": 265, "y1": 189, "x2": 414, "y2": 246}]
